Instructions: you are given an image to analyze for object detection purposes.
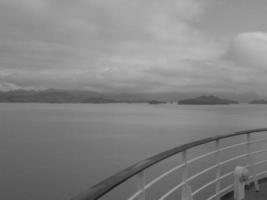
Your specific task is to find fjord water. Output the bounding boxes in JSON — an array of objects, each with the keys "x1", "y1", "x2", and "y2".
[{"x1": 1, "y1": 103, "x2": 267, "y2": 200}]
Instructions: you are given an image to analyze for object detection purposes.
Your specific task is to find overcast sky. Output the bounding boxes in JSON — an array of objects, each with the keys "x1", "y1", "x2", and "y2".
[{"x1": 1, "y1": 0, "x2": 267, "y2": 94}]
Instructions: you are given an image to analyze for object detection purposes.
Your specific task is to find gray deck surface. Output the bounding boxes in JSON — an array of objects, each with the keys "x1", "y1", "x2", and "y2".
[
  {"x1": 221, "y1": 179, "x2": 267, "y2": 200},
  {"x1": 244, "y1": 181, "x2": 267, "y2": 200}
]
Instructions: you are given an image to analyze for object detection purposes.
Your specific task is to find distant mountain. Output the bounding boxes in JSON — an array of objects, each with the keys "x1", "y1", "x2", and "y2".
[
  {"x1": 107, "y1": 91, "x2": 260, "y2": 102},
  {"x1": 0, "y1": 89, "x2": 153, "y2": 103},
  {"x1": 82, "y1": 97, "x2": 118, "y2": 103},
  {"x1": 0, "y1": 89, "x2": 105, "y2": 103},
  {"x1": 148, "y1": 100, "x2": 166, "y2": 104},
  {"x1": 178, "y1": 95, "x2": 239, "y2": 105},
  {"x1": 0, "y1": 89, "x2": 262, "y2": 103},
  {"x1": 249, "y1": 99, "x2": 267, "y2": 104}
]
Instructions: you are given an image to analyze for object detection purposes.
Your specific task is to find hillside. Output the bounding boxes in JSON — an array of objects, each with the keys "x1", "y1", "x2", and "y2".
[{"x1": 178, "y1": 95, "x2": 239, "y2": 105}]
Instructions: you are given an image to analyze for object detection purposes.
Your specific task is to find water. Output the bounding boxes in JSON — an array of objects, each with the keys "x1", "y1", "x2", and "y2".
[{"x1": 1, "y1": 103, "x2": 267, "y2": 200}]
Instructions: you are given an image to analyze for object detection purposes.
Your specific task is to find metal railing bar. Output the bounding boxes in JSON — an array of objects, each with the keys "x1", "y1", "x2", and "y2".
[
  {"x1": 127, "y1": 191, "x2": 141, "y2": 200},
  {"x1": 256, "y1": 170, "x2": 267, "y2": 177},
  {"x1": 246, "y1": 133, "x2": 260, "y2": 191},
  {"x1": 136, "y1": 171, "x2": 146, "y2": 200},
  {"x1": 219, "y1": 171, "x2": 233, "y2": 180},
  {"x1": 250, "y1": 149, "x2": 267, "y2": 156},
  {"x1": 250, "y1": 138, "x2": 267, "y2": 144},
  {"x1": 187, "y1": 150, "x2": 217, "y2": 164},
  {"x1": 192, "y1": 178, "x2": 218, "y2": 196},
  {"x1": 181, "y1": 150, "x2": 189, "y2": 200},
  {"x1": 191, "y1": 171, "x2": 233, "y2": 197},
  {"x1": 220, "y1": 153, "x2": 247, "y2": 165},
  {"x1": 219, "y1": 142, "x2": 247, "y2": 152},
  {"x1": 187, "y1": 164, "x2": 217, "y2": 182},
  {"x1": 131, "y1": 135, "x2": 267, "y2": 200},
  {"x1": 145, "y1": 163, "x2": 185, "y2": 189},
  {"x1": 156, "y1": 171, "x2": 234, "y2": 200},
  {"x1": 154, "y1": 167, "x2": 234, "y2": 200},
  {"x1": 254, "y1": 159, "x2": 267, "y2": 167},
  {"x1": 206, "y1": 184, "x2": 234, "y2": 200},
  {"x1": 129, "y1": 152, "x2": 249, "y2": 200},
  {"x1": 157, "y1": 181, "x2": 185, "y2": 200},
  {"x1": 215, "y1": 139, "x2": 221, "y2": 200},
  {"x1": 131, "y1": 158, "x2": 237, "y2": 200},
  {"x1": 71, "y1": 128, "x2": 267, "y2": 200}
]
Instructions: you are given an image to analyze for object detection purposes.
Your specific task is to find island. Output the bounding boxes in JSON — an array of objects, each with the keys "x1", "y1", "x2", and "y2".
[
  {"x1": 178, "y1": 95, "x2": 238, "y2": 105},
  {"x1": 148, "y1": 100, "x2": 166, "y2": 104},
  {"x1": 0, "y1": 90, "x2": 119, "y2": 103},
  {"x1": 249, "y1": 99, "x2": 267, "y2": 104},
  {"x1": 0, "y1": 89, "x2": 164, "y2": 104}
]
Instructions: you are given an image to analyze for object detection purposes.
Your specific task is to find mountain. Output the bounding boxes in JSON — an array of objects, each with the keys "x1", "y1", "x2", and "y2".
[
  {"x1": 178, "y1": 95, "x2": 239, "y2": 105},
  {"x1": 81, "y1": 97, "x2": 118, "y2": 103},
  {"x1": 107, "y1": 91, "x2": 260, "y2": 102},
  {"x1": 249, "y1": 99, "x2": 267, "y2": 104},
  {"x1": 0, "y1": 89, "x2": 150, "y2": 103},
  {"x1": 148, "y1": 100, "x2": 166, "y2": 104},
  {"x1": 0, "y1": 89, "x2": 262, "y2": 103},
  {"x1": 0, "y1": 89, "x2": 104, "y2": 103}
]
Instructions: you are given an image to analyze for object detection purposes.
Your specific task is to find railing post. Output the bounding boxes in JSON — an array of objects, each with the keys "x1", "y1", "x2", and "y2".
[
  {"x1": 181, "y1": 150, "x2": 193, "y2": 200},
  {"x1": 246, "y1": 133, "x2": 259, "y2": 191},
  {"x1": 136, "y1": 171, "x2": 146, "y2": 200},
  {"x1": 215, "y1": 139, "x2": 221, "y2": 200}
]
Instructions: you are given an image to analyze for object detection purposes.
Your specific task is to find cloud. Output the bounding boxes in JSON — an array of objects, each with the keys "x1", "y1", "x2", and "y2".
[
  {"x1": 0, "y1": 82, "x2": 21, "y2": 91},
  {"x1": 216, "y1": 31, "x2": 267, "y2": 94},
  {"x1": 4, "y1": 0, "x2": 267, "y2": 94},
  {"x1": 227, "y1": 32, "x2": 267, "y2": 68},
  {"x1": 0, "y1": 0, "x2": 224, "y2": 92}
]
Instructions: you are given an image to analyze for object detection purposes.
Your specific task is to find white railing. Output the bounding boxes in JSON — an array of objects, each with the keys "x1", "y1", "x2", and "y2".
[{"x1": 71, "y1": 129, "x2": 267, "y2": 200}]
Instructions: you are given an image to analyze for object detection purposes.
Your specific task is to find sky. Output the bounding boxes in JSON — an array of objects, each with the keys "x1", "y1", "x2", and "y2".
[{"x1": 1, "y1": 0, "x2": 267, "y2": 95}]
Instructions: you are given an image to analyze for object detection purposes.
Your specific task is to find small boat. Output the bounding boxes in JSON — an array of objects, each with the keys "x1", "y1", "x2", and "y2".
[{"x1": 71, "y1": 128, "x2": 267, "y2": 200}]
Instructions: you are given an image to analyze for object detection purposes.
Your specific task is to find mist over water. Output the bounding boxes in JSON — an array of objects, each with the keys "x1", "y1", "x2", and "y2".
[{"x1": 1, "y1": 103, "x2": 267, "y2": 200}]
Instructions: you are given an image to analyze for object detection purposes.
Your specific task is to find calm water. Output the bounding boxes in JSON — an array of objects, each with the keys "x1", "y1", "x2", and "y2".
[{"x1": 1, "y1": 103, "x2": 267, "y2": 200}]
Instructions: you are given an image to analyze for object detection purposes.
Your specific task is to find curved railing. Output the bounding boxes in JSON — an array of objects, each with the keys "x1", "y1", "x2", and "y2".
[{"x1": 71, "y1": 128, "x2": 267, "y2": 200}]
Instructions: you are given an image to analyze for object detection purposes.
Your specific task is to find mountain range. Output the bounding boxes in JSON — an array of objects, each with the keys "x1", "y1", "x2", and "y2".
[{"x1": 0, "y1": 89, "x2": 264, "y2": 103}]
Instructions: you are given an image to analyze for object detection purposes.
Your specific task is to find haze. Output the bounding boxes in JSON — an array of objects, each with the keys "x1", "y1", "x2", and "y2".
[{"x1": 1, "y1": 0, "x2": 267, "y2": 97}]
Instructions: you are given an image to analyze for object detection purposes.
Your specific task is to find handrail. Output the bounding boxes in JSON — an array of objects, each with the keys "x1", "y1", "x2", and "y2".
[
  {"x1": 145, "y1": 163, "x2": 185, "y2": 189},
  {"x1": 71, "y1": 128, "x2": 267, "y2": 200},
  {"x1": 206, "y1": 184, "x2": 233, "y2": 200}
]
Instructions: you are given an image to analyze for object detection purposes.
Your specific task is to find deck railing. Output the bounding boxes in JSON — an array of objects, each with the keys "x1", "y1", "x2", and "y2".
[{"x1": 71, "y1": 128, "x2": 267, "y2": 200}]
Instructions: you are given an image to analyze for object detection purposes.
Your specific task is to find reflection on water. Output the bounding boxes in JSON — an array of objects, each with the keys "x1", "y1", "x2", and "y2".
[{"x1": 1, "y1": 103, "x2": 267, "y2": 200}]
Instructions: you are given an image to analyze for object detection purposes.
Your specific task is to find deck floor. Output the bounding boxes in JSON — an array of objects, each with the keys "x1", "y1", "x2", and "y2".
[
  {"x1": 244, "y1": 181, "x2": 267, "y2": 200},
  {"x1": 221, "y1": 178, "x2": 267, "y2": 200}
]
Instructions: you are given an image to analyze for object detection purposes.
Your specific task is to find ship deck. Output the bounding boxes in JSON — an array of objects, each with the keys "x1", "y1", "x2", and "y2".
[
  {"x1": 72, "y1": 129, "x2": 267, "y2": 200},
  {"x1": 222, "y1": 178, "x2": 267, "y2": 200},
  {"x1": 244, "y1": 178, "x2": 267, "y2": 200}
]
